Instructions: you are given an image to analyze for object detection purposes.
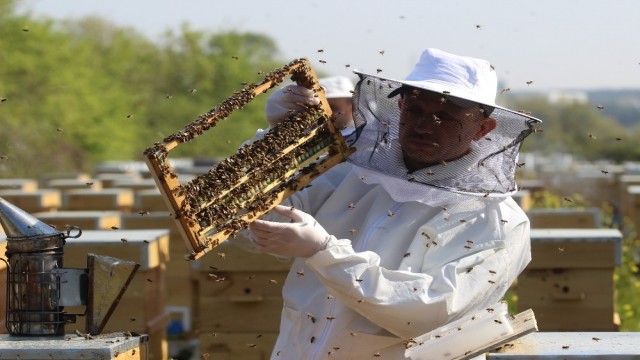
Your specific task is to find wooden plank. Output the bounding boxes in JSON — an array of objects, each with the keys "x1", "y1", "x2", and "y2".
[{"x1": 487, "y1": 332, "x2": 640, "y2": 359}]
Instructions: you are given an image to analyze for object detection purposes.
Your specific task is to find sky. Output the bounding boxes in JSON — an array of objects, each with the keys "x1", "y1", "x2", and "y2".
[{"x1": 18, "y1": 0, "x2": 640, "y2": 92}]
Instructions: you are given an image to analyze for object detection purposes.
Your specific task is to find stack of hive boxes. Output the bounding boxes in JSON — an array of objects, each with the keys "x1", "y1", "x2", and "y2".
[
  {"x1": 64, "y1": 229, "x2": 170, "y2": 360},
  {"x1": 518, "y1": 228, "x2": 623, "y2": 331},
  {"x1": 193, "y1": 241, "x2": 292, "y2": 359}
]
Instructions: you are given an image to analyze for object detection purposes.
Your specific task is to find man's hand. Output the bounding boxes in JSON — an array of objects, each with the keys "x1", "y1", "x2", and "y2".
[
  {"x1": 265, "y1": 85, "x2": 320, "y2": 127},
  {"x1": 249, "y1": 205, "x2": 332, "y2": 258}
]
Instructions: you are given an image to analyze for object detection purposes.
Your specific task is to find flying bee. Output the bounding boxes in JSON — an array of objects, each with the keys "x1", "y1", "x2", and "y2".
[
  {"x1": 379, "y1": 50, "x2": 385, "y2": 55},
  {"x1": 120, "y1": 238, "x2": 128, "y2": 243},
  {"x1": 387, "y1": 210, "x2": 395, "y2": 217},
  {"x1": 269, "y1": 279, "x2": 278, "y2": 284},
  {"x1": 403, "y1": 252, "x2": 411, "y2": 258},
  {"x1": 317, "y1": 49, "x2": 324, "y2": 53},
  {"x1": 319, "y1": 60, "x2": 327, "y2": 64},
  {"x1": 376, "y1": 68, "x2": 383, "y2": 73},
  {"x1": 489, "y1": 270, "x2": 497, "y2": 274},
  {"x1": 501, "y1": 88, "x2": 511, "y2": 94},
  {"x1": 488, "y1": 280, "x2": 495, "y2": 284},
  {"x1": 588, "y1": 134, "x2": 597, "y2": 139},
  {"x1": 111, "y1": 225, "x2": 119, "y2": 230},
  {"x1": 596, "y1": 104, "x2": 604, "y2": 110},
  {"x1": 494, "y1": 319, "x2": 502, "y2": 324},
  {"x1": 475, "y1": 24, "x2": 482, "y2": 29},
  {"x1": 231, "y1": 55, "x2": 239, "y2": 60},
  {"x1": 526, "y1": 80, "x2": 533, "y2": 85},
  {"x1": 516, "y1": 162, "x2": 526, "y2": 168},
  {"x1": 601, "y1": 170, "x2": 609, "y2": 174},
  {"x1": 345, "y1": 64, "x2": 351, "y2": 68},
  {"x1": 500, "y1": 219, "x2": 509, "y2": 224}
]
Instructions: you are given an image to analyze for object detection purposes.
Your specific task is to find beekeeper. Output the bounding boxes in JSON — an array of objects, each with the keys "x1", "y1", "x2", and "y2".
[{"x1": 241, "y1": 48, "x2": 542, "y2": 359}]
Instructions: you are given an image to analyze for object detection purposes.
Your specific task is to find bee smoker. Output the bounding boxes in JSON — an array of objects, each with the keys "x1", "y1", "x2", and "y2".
[{"x1": 0, "y1": 197, "x2": 139, "y2": 336}]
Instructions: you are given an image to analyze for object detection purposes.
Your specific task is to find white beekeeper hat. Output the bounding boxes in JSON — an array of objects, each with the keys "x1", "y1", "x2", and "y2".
[{"x1": 319, "y1": 76, "x2": 355, "y2": 99}]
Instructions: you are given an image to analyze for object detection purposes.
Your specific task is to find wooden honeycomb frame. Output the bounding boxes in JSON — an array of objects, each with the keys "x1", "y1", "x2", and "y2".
[{"x1": 144, "y1": 58, "x2": 355, "y2": 260}]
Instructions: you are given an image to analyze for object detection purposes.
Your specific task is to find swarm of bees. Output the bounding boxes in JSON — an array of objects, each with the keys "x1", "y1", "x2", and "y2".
[{"x1": 144, "y1": 58, "x2": 354, "y2": 260}]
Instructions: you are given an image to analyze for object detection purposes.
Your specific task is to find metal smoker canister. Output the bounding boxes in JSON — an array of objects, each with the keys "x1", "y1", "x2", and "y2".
[{"x1": 0, "y1": 197, "x2": 80, "y2": 336}]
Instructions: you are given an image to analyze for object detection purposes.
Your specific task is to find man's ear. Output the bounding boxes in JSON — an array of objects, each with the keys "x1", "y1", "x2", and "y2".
[{"x1": 473, "y1": 117, "x2": 497, "y2": 140}]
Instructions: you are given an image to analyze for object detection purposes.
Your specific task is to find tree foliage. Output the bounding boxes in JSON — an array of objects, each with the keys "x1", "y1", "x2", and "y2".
[
  {"x1": 0, "y1": 6, "x2": 282, "y2": 177},
  {"x1": 1, "y1": 4, "x2": 639, "y2": 178}
]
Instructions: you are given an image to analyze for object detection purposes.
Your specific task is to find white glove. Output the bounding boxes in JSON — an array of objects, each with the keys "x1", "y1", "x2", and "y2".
[
  {"x1": 249, "y1": 205, "x2": 333, "y2": 258},
  {"x1": 265, "y1": 85, "x2": 320, "y2": 127}
]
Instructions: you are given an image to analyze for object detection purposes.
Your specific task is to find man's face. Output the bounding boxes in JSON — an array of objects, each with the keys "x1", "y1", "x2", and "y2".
[
  {"x1": 398, "y1": 90, "x2": 495, "y2": 172},
  {"x1": 327, "y1": 98, "x2": 354, "y2": 130}
]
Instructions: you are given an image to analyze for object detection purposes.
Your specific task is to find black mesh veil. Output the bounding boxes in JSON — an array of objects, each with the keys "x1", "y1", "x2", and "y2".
[{"x1": 346, "y1": 72, "x2": 542, "y2": 198}]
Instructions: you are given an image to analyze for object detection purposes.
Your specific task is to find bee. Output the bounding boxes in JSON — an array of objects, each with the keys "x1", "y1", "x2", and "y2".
[
  {"x1": 601, "y1": 170, "x2": 609, "y2": 174},
  {"x1": 165, "y1": 94, "x2": 172, "y2": 99},
  {"x1": 374, "y1": 352, "x2": 381, "y2": 357},
  {"x1": 247, "y1": 344, "x2": 257, "y2": 348},
  {"x1": 359, "y1": 176, "x2": 366, "y2": 181},
  {"x1": 379, "y1": 50, "x2": 385, "y2": 55},
  {"x1": 596, "y1": 104, "x2": 604, "y2": 110},
  {"x1": 376, "y1": 68, "x2": 383, "y2": 73},
  {"x1": 488, "y1": 280, "x2": 495, "y2": 284},
  {"x1": 269, "y1": 279, "x2": 278, "y2": 284},
  {"x1": 326, "y1": 316, "x2": 336, "y2": 321},
  {"x1": 111, "y1": 225, "x2": 119, "y2": 230},
  {"x1": 85, "y1": 182, "x2": 94, "y2": 186},
  {"x1": 526, "y1": 80, "x2": 534, "y2": 85},
  {"x1": 464, "y1": 245, "x2": 472, "y2": 249},
  {"x1": 459, "y1": 219, "x2": 466, "y2": 223},
  {"x1": 563, "y1": 197, "x2": 573, "y2": 203},
  {"x1": 431, "y1": 240, "x2": 438, "y2": 246},
  {"x1": 562, "y1": 346, "x2": 570, "y2": 349},
  {"x1": 57, "y1": 127, "x2": 64, "y2": 133},
  {"x1": 348, "y1": 203, "x2": 356, "y2": 209},
  {"x1": 421, "y1": 232, "x2": 431, "y2": 239},
  {"x1": 349, "y1": 228, "x2": 357, "y2": 235},
  {"x1": 475, "y1": 24, "x2": 482, "y2": 29},
  {"x1": 310, "y1": 336, "x2": 316, "y2": 344},
  {"x1": 217, "y1": 252, "x2": 226, "y2": 259},
  {"x1": 146, "y1": 278, "x2": 153, "y2": 283},
  {"x1": 231, "y1": 55, "x2": 239, "y2": 60},
  {"x1": 516, "y1": 162, "x2": 526, "y2": 168},
  {"x1": 120, "y1": 238, "x2": 128, "y2": 243},
  {"x1": 387, "y1": 210, "x2": 395, "y2": 217},
  {"x1": 588, "y1": 134, "x2": 597, "y2": 139},
  {"x1": 486, "y1": 307, "x2": 494, "y2": 313},
  {"x1": 489, "y1": 270, "x2": 497, "y2": 274},
  {"x1": 403, "y1": 252, "x2": 411, "y2": 258},
  {"x1": 501, "y1": 88, "x2": 511, "y2": 94},
  {"x1": 616, "y1": 137, "x2": 623, "y2": 141},
  {"x1": 317, "y1": 49, "x2": 324, "y2": 53},
  {"x1": 350, "y1": 332, "x2": 358, "y2": 336},
  {"x1": 494, "y1": 319, "x2": 502, "y2": 324},
  {"x1": 0, "y1": 155, "x2": 9, "y2": 160},
  {"x1": 0, "y1": 98, "x2": 7, "y2": 102},
  {"x1": 143, "y1": 239, "x2": 150, "y2": 244},
  {"x1": 355, "y1": 278, "x2": 364, "y2": 282},
  {"x1": 501, "y1": 219, "x2": 509, "y2": 224},
  {"x1": 592, "y1": 337, "x2": 601, "y2": 341},
  {"x1": 319, "y1": 60, "x2": 327, "y2": 64},
  {"x1": 345, "y1": 64, "x2": 351, "y2": 68}
]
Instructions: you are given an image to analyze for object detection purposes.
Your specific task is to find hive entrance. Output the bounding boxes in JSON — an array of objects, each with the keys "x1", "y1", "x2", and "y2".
[{"x1": 144, "y1": 59, "x2": 355, "y2": 260}]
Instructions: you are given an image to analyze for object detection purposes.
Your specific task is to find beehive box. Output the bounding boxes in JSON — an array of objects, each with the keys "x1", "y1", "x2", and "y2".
[
  {"x1": 134, "y1": 189, "x2": 169, "y2": 212},
  {"x1": 0, "y1": 332, "x2": 149, "y2": 359},
  {"x1": 111, "y1": 179, "x2": 158, "y2": 192},
  {"x1": 62, "y1": 188, "x2": 134, "y2": 212},
  {"x1": 120, "y1": 212, "x2": 194, "y2": 332},
  {"x1": 63, "y1": 229, "x2": 170, "y2": 360},
  {"x1": 622, "y1": 185, "x2": 640, "y2": 233},
  {"x1": 511, "y1": 190, "x2": 532, "y2": 212},
  {"x1": 198, "y1": 332, "x2": 278, "y2": 360},
  {"x1": 193, "y1": 241, "x2": 292, "y2": 337},
  {"x1": 45, "y1": 178, "x2": 103, "y2": 191},
  {"x1": 518, "y1": 228, "x2": 622, "y2": 331},
  {"x1": 38, "y1": 173, "x2": 92, "y2": 188},
  {"x1": 527, "y1": 208, "x2": 602, "y2": 229},
  {"x1": 0, "y1": 178, "x2": 38, "y2": 191},
  {"x1": 33, "y1": 210, "x2": 121, "y2": 231},
  {"x1": 0, "y1": 189, "x2": 61, "y2": 212}
]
